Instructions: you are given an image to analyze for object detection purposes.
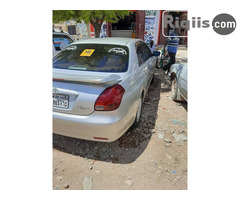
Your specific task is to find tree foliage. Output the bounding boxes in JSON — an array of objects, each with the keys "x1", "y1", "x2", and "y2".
[{"x1": 53, "y1": 10, "x2": 131, "y2": 38}]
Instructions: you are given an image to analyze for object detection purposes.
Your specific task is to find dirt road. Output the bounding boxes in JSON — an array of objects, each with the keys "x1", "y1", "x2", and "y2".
[{"x1": 53, "y1": 49, "x2": 188, "y2": 190}]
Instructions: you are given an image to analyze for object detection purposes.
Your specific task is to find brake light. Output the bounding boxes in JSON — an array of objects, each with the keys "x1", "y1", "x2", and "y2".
[
  {"x1": 94, "y1": 84, "x2": 125, "y2": 111},
  {"x1": 93, "y1": 137, "x2": 109, "y2": 140}
]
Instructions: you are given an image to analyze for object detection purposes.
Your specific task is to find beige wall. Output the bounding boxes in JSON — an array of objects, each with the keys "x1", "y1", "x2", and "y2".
[
  {"x1": 53, "y1": 20, "x2": 91, "y2": 40},
  {"x1": 53, "y1": 22, "x2": 68, "y2": 32}
]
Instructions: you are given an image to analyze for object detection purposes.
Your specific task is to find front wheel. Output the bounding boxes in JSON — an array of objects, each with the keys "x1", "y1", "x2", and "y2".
[{"x1": 171, "y1": 77, "x2": 178, "y2": 101}]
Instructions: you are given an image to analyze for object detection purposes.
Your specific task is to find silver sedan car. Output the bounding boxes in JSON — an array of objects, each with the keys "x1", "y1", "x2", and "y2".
[
  {"x1": 53, "y1": 37, "x2": 159, "y2": 142},
  {"x1": 53, "y1": 31, "x2": 74, "y2": 57},
  {"x1": 170, "y1": 63, "x2": 188, "y2": 102}
]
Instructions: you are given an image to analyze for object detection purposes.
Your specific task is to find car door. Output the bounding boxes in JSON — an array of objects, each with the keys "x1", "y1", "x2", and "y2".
[
  {"x1": 140, "y1": 42, "x2": 156, "y2": 86},
  {"x1": 135, "y1": 41, "x2": 155, "y2": 95}
]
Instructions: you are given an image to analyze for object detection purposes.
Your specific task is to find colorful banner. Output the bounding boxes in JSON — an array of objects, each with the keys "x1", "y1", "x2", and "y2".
[
  {"x1": 144, "y1": 16, "x2": 156, "y2": 44},
  {"x1": 100, "y1": 22, "x2": 107, "y2": 38},
  {"x1": 76, "y1": 22, "x2": 88, "y2": 40},
  {"x1": 145, "y1": 10, "x2": 156, "y2": 16},
  {"x1": 144, "y1": 10, "x2": 160, "y2": 45}
]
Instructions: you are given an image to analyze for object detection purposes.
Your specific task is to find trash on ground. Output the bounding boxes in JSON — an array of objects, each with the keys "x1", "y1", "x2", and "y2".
[
  {"x1": 157, "y1": 133, "x2": 164, "y2": 139},
  {"x1": 173, "y1": 133, "x2": 187, "y2": 146},
  {"x1": 171, "y1": 119, "x2": 186, "y2": 126},
  {"x1": 83, "y1": 176, "x2": 93, "y2": 190}
]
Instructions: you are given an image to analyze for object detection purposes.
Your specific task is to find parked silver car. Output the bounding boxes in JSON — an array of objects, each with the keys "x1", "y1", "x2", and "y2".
[
  {"x1": 170, "y1": 64, "x2": 188, "y2": 102},
  {"x1": 53, "y1": 37, "x2": 159, "y2": 142},
  {"x1": 53, "y1": 31, "x2": 74, "y2": 57}
]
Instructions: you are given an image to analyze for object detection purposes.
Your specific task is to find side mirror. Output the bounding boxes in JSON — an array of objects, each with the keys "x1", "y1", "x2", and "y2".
[{"x1": 153, "y1": 51, "x2": 160, "y2": 56}]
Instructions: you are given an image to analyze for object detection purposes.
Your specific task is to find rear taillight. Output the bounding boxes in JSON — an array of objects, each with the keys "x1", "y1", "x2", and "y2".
[{"x1": 94, "y1": 84, "x2": 125, "y2": 111}]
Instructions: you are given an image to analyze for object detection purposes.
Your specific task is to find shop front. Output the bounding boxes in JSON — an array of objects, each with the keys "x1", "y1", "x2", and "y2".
[{"x1": 105, "y1": 10, "x2": 161, "y2": 45}]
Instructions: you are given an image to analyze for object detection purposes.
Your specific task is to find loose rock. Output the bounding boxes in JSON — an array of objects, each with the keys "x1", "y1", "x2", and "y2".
[
  {"x1": 125, "y1": 180, "x2": 133, "y2": 186},
  {"x1": 149, "y1": 129, "x2": 155, "y2": 133},
  {"x1": 56, "y1": 176, "x2": 63, "y2": 182},
  {"x1": 164, "y1": 138, "x2": 172, "y2": 143},
  {"x1": 54, "y1": 168, "x2": 58, "y2": 174}
]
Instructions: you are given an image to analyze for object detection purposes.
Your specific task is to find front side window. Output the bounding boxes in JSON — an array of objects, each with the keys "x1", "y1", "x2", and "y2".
[
  {"x1": 53, "y1": 44, "x2": 129, "y2": 73},
  {"x1": 141, "y1": 42, "x2": 152, "y2": 59}
]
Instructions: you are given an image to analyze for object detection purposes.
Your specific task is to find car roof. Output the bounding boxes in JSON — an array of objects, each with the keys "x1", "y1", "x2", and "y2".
[
  {"x1": 53, "y1": 32, "x2": 71, "y2": 36},
  {"x1": 73, "y1": 37, "x2": 142, "y2": 46},
  {"x1": 53, "y1": 32, "x2": 74, "y2": 41}
]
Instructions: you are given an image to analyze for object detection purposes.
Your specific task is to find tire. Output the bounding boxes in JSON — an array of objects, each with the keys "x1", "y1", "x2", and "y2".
[
  {"x1": 131, "y1": 96, "x2": 143, "y2": 129},
  {"x1": 151, "y1": 74, "x2": 154, "y2": 84},
  {"x1": 171, "y1": 77, "x2": 178, "y2": 101}
]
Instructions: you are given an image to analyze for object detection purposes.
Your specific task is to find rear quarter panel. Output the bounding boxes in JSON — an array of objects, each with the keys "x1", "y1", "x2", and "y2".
[{"x1": 119, "y1": 41, "x2": 155, "y2": 121}]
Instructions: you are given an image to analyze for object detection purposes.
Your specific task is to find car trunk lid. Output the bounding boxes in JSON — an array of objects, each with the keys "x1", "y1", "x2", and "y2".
[{"x1": 52, "y1": 69, "x2": 123, "y2": 116}]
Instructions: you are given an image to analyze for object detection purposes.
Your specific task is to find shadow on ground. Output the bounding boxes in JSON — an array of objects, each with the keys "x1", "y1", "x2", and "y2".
[
  {"x1": 177, "y1": 101, "x2": 187, "y2": 111},
  {"x1": 53, "y1": 68, "x2": 173, "y2": 164}
]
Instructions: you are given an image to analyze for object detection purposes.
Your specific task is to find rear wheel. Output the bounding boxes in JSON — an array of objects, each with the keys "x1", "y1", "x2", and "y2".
[
  {"x1": 151, "y1": 74, "x2": 154, "y2": 84},
  {"x1": 131, "y1": 96, "x2": 143, "y2": 128}
]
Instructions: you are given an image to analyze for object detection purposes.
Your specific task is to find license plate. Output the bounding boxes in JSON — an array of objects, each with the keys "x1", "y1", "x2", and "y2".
[{"x1": 53, "y1": 94, "x2": 69, "y2": 108}]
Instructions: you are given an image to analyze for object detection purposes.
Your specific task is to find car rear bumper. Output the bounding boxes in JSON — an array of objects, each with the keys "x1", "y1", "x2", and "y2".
[{"x1": 53, "y1": 106, "x2": 136, "y2": 142}]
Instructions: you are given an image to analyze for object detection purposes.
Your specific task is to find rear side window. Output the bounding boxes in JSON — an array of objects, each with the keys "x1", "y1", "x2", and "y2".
[
  {"x1": 53, "y1": 34, "x2": 74, "y2": 51},
  {"x1": 53, "y1": 44, "x2": 129, "y2": 73},
  {"x1": 136, "y1": 41, "x2": 152, "y2": 66}
]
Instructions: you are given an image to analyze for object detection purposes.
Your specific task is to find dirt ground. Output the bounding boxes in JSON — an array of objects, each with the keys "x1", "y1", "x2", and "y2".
[{"x1": 53, "y1": 49, "x2": 188, "y2": 190}]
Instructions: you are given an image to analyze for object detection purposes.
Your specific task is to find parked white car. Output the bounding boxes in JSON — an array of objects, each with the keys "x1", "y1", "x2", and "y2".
[
  {"x1": 53, "y1": 37, "x2": 160, "y2": 142},
  {"x1": 170, "y1": 64, "x2": 188, "y2": 102}
]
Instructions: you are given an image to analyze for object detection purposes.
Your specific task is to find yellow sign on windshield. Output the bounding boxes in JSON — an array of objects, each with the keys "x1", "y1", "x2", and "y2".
[{"x1": 80, "y1": 49, "x2": 95, "y2": 57}]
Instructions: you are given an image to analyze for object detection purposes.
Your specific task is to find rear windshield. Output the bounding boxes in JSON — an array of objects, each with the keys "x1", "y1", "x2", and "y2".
[{"x1": 53, "y1": 44, "x2": 129, "y2": 73}]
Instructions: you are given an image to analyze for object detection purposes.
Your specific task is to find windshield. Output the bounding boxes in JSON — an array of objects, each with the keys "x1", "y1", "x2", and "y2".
[{"x1": 53, "y1": 44, "x2": 129, "y2": 73}]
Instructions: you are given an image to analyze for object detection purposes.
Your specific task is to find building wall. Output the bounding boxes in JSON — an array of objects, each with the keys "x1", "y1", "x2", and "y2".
[
  {"x1": 53, "y1": 20, "x2": 91, "y2": 40},
  {"x1": 111, "y1": 30, "x2": 132, "y2": 38},
  {"x1": 135, "y1": 10, "x2": 145, "y2": 40}
]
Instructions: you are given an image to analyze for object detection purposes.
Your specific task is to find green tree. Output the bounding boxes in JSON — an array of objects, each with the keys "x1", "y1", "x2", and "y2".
[{"x1": 53, "y1": 10, "x2": 131, "y2": 38}]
